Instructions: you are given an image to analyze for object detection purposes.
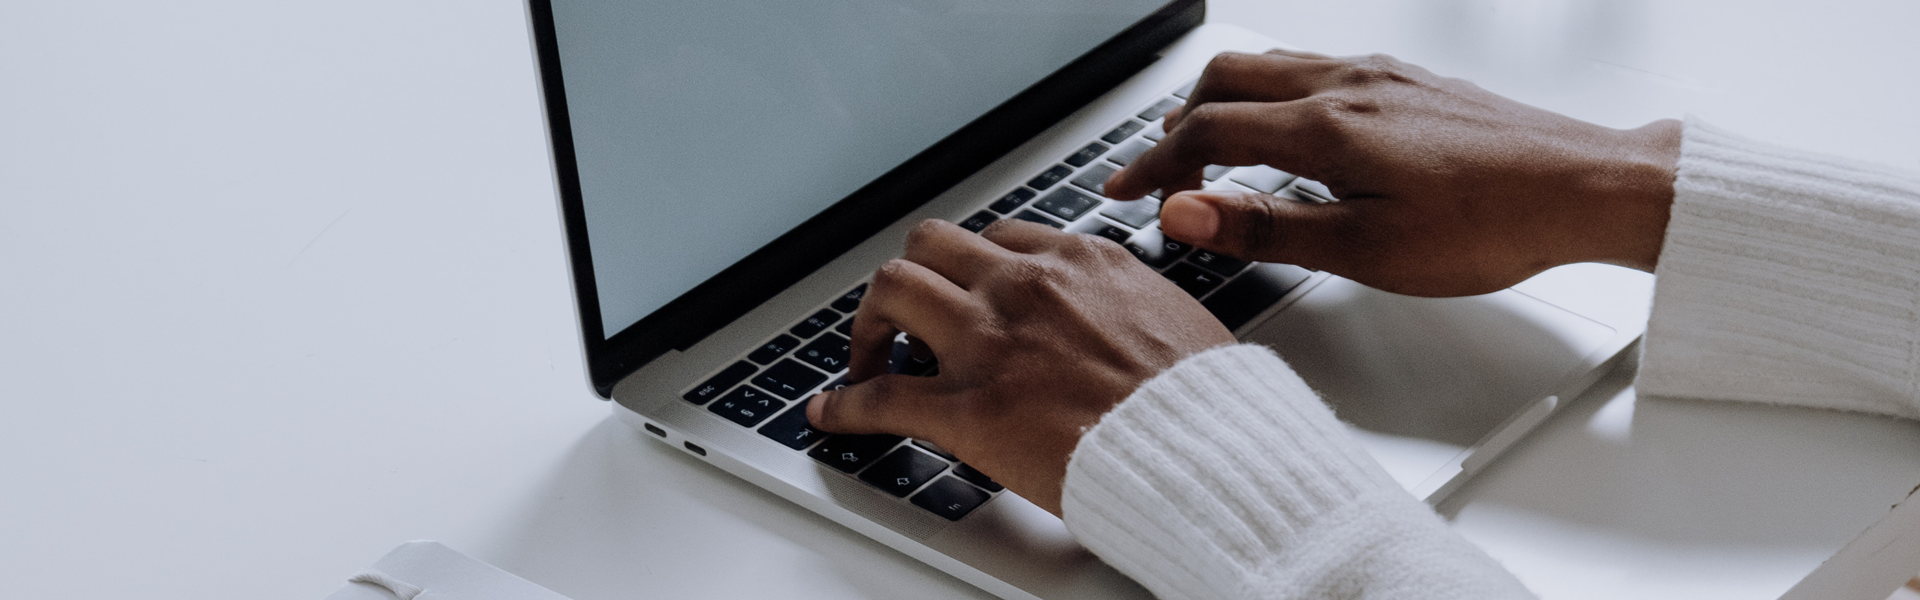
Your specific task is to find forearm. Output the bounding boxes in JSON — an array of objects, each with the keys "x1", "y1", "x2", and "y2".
[
  {"x1": 1063, "y1": 345, "x2": 1534, "y2": 600},
  {"x1": 1639, "y1": 119, "x2": 1920, "y2": 417}
]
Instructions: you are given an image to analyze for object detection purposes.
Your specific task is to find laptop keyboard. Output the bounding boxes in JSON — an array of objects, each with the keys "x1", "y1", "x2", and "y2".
[{"x1": 676, "y1": 80, "x2": 1326, "y2": 522}]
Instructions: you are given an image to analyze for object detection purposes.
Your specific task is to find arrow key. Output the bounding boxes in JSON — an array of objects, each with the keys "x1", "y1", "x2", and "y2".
[
  {"x1": 808, "y1": 433, "x2": 903, "y2": 473},
  {"x1": 911, "y1": 476, "x2": 993, "y2": 521},
  {"x1": 859, "y1": 447, "x2": 949, "y2": 497},
  {"x1": 757, "y1": 398, "x2": 826, "y2": 450}
]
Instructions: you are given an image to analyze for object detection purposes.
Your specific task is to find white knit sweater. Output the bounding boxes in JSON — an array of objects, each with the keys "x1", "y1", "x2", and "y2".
[{"x1": 1061, "y1": 119, "x2": 1920, "y2": 600}]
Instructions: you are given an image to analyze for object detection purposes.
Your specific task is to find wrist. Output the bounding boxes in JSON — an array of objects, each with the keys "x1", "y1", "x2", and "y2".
[{"x1": 1582, "y1": 119, "x2": 1682, "y2": 271}]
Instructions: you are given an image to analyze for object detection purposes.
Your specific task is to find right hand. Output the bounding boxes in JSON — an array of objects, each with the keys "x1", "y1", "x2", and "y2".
[{"x1": 1105, "y1": 50, "x2": 1683, "y2": 298}]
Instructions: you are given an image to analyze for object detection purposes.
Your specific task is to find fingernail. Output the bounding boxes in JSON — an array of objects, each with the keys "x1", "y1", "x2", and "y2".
[{"x1": 1160, "y1": 194, "x2": 1220, "y2": 242}]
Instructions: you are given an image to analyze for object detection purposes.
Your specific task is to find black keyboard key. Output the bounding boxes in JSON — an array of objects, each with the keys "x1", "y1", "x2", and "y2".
[
  {"x1": 1123, "y1": 229, "x2": 1191, "y2": 268},
  {"x1": 1066, "y1": 217, "x2": 1133, "y2": 245},
  {"x1": 1106, "y1": 140, "x2": 1152, "y2": 166},
  {"x1": 912, "y1": 439, "x2": 957, "y2": 461},
  {"x1": 1201, "y1": 263, "x2": 1314, "y2": 331},
  {"x1": 822, "y1": 376, "x2": 852, "y2": 392},
  {"x1": 1093, "y1": 223, "x2": 1133, "y2": 244},
  {"x1": 834, "y1": 317, "x2": 854, "y2": 336},
  {"x1": 789, "y1": 309, "x2": 841, "y2": 338},
  {"x1": 709, "y1": 385, "x2": 784, "y2": 427},
  {"x1": 1064, "y1": 142, "x2": 1109, "y2": 167},
  {"x1": 912, "y1": 476, "x2": 994, "y2": 521},
  {"x1": 987, "y1": 189, "x2": 1036, "y2": 215},
  {"x1": 1100, "y1": 120, "x2": 1146, "y2": 144},
  {"x1": 747, "y1": 334, "x2": 801, "y2": 365},
  {"x1": 1172, "y1": 79, "x2": 1197, "y2": 99},
  {"x1": 1070, "y1": 162, "x2": 1118, "y2": 196},
  {"x1": 1138, "y1": 97, "x2": 1182, "y2": 121},
  {"x1": 830, "y1": 284, "x2": 867, "y2": 312},
  {"x1": 888, "y1": 341, "x2": 938, "y2": 376},
  {"x1": 683, "y1": 361, "x2": 756, "y2": 405},
  {"x1": 809, "y1": 434, "x2": 904, "y2": 473},
  {"x1": 952, "y1": 462, "x2": 1004, "y2": 492},
  {"x1": 1033, "y1": 187, "x2": 1101, "y2": 222},
  {"x1": 959, "y1": 210, "x2": 998, "y2": 233},
  {"x1": 1142, "y1": 120, "x2": 1166, "y2": 142},
  {"x1": 1012, "y1": 210, "x2": 1064, "y2": 228},
  {"x1": 1202, "y1": 164, "x2": 1233, "y2": 181},
  {"x1": 1187, "y1": 250, "x2": 1250, "y2": 276},
  {"x1": 758, "y1": 398, "x2": 825, "y2": 450},
  {"x1": 859, "y1": 447, "x2": 950, "y2": 497},
  {"x1": 752, "y1": 359, "x2": 829, "y2": 400},
  {"x1": 1099, "y1": 199, "x2": 1159, "y2": 229},
  {"x1": 1026, "y1": 165, "x2": 1073, "y2": 191},
  {"x1": 1164, "y1": 263, "x2": 1226, "y2": 297},
  {"x1": 795, "y1": 333, "x2": 851, "y2": 373}
]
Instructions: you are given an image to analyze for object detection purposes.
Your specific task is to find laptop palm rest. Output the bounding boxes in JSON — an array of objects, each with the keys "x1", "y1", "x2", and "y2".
[{"x1": 1242, "y1": 276, "x2": 1618, "y2": 493}]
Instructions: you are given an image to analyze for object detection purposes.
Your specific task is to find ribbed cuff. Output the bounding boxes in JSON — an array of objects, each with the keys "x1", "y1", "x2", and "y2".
[
  {"x1": 1062, "y1": 344, "x2": 1533, "y2": 600},
  {"x1": 1641, "y1": 119, "x2": 1920, "y2": 417}
]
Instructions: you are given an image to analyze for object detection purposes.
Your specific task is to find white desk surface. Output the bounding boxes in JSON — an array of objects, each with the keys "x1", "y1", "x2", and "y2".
[{"x1": 2, "y1": 1, "x2": 1917, "y2": 599}]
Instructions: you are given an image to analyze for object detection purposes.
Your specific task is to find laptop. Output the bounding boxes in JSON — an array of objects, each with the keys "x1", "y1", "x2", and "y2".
[{"x1": 525, "y1": 1, "x2": 1651, "y2": 598}]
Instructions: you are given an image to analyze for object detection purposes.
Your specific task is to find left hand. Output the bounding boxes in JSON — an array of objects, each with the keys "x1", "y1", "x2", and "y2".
[{"x1": 806, "y1": 218, "x2": 1235, "y2": 515}]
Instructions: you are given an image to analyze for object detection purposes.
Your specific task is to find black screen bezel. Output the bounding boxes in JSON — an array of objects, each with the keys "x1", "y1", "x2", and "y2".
[{"x1": 528, "y1": 0, "x2": 1205, "y2": 397}]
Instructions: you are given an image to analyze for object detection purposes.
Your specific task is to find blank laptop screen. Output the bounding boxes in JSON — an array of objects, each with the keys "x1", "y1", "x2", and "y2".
[{"x1": 550, "y1": 0, "x2": 1168, "y2": 338}]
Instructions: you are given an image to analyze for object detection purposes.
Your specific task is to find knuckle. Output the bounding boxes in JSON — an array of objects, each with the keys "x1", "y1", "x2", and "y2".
[
  {"x1": 1234, "y1": 195, "x2": 1283, "y2": 254},
  {"x1": 1342, "y1": 54, "x2": 1412, "y2": 85},
  {"x1": 975, "y1": 217, "x2": 1014, "y2": 239},
  {"x1": 1300, "y1": 95, "x2": 1347, "y2": 128},
  {"x1": 871, "y1": 258, "x2": 917, "y2": 291},
  {"x1": 1005, "y1": 256, "x2": 1065, "y2": 287},
  {"x1": 1330, "y1": 92, "x2": 1382, "y2": 115},
  {"x1": 906, "y1": 218, "x2": 943, "y2": 245},
  {"x1": 1089, "y1": 235, "x2": 1134, "y2": 263},
  {"x1": 1056, "y1": 234, "x2": 1108, "y2": 262},
  {"x1": 1181, "y1": 103, "x2": 1230, "y2": 133},
  {"x1": 1204, "y1": 51, "x2": 1253, "y2": 76}
]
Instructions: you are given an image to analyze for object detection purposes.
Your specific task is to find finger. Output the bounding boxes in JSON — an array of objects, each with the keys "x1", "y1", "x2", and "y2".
[
  {"x1": 976, "y1": 218, "x2": 1071, "y2": 254},
  {"x1": 807, "y1": 374, "x2": 955, "y2": 438},
  {"x1": 1158, "y1": 190, "x2": 1366, "y2": 271},
  {"x1": 1167, "y1": 51, "x2": 1337, "y2": 131},
  {"x1": 1106, "y1": 101, "x2": 1308, "y2": 200},
  {"x1": 1264, "y1": 47, "x2": 1333, "y2": 60},
  {"x1": 848, "y1": 259, "x2": 980, "y2": 381},
  {"x1": 902, "y1": 218, "x2": 1017, "y2": 289}
]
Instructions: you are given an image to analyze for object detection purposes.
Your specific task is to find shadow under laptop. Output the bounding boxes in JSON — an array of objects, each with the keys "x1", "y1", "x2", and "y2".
[{"x1": 474, "y1": 417, "x2": 994, "y2": 600}]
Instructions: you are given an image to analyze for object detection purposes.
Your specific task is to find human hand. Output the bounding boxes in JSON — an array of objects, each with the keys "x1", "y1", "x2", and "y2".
[
  {"x1": 1105, "y1": 50, "x2": 1683, "y2": 297},
  {"x1": 806, "y1": 219, "x2": 1235, "y2": 515}
]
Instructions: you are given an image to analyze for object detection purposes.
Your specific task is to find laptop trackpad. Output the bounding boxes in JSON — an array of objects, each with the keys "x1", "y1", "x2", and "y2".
[{"x1": 1241, "y1": 277, "x2": 1616, "y2": 490}]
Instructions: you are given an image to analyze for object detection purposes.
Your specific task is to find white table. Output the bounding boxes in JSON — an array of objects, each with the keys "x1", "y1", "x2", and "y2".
[{"x1": 2, "y1": 1, "x2": 1916, "y2": 599}]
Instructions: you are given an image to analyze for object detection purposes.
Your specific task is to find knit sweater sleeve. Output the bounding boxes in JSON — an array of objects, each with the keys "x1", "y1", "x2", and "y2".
[
  {"x1": 1639, "y1": 118, "x2": 1920, "y2": 416},
  {"x1": 1059, "y1": 119, "x2": 1920, "y2": 599},
  {"x1": 1061, "y1": 344, "x2": 1535, "y2": 600}
]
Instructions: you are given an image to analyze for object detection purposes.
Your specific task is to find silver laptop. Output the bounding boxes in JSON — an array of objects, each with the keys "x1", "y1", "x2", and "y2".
[{"x1": 527, "y1": 1, "x2": 1650, "y2": 597}]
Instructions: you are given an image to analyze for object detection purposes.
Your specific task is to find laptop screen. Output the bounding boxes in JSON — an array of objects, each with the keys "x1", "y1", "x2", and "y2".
[{"x1": 549, "y1": 0, "x2": 1171, "y2": 339}]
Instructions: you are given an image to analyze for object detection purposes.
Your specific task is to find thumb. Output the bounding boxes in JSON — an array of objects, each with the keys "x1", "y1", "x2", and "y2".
[
  {"x1": 807, "y1": 374, "x2": 953, "y2": 440},
  {"x1": 1159, "y1": 190, "x2": 1360, "y2": 269}
]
